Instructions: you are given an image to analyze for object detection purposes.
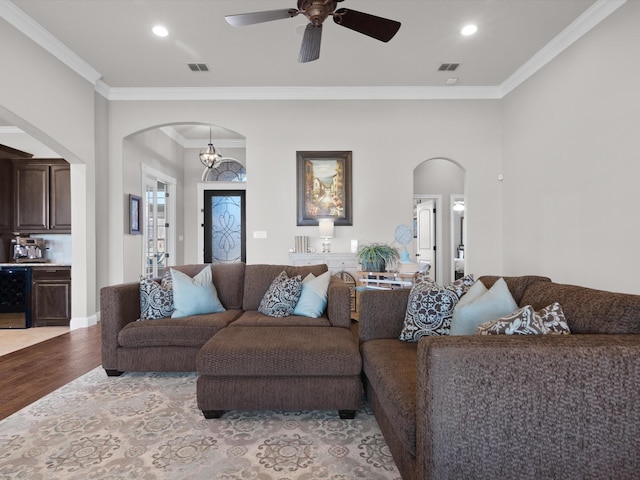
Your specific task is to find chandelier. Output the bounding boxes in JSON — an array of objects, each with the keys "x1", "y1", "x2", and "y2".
[{"x1": 199, "y1": 126, "x2": 222, "y2": 169}]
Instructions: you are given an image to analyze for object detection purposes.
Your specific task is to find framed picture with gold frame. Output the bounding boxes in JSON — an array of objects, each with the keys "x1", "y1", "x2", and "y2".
[{"x1": 296, "y1": 151, "x2": 352, "y2": 226}]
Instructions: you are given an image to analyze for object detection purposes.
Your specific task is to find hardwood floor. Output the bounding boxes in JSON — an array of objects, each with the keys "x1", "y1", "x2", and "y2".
[{"x1": 0, "y1": 324, "x2": 102, "y2": 421}]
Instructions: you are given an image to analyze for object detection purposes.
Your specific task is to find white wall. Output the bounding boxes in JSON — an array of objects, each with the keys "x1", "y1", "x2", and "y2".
[
  {"x1": 107, "y1": 99, "x2": 503, "y2": 285},
  {"x1": 502, "y1": 1, "x2": 640, "y2": 294}
]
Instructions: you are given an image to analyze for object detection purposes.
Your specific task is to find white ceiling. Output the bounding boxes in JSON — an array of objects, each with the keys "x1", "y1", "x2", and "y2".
[
  {"x1": 0, "y1": 0, "x2": 625, "y2": 144},
  {"x1": 5, "y1": 0, "x2": 619, "y2": 90}
]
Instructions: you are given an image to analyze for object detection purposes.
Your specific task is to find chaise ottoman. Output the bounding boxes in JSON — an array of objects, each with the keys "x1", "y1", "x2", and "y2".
[{"x1": 196, "y1": 325, "x2": 362, "y2": 418}]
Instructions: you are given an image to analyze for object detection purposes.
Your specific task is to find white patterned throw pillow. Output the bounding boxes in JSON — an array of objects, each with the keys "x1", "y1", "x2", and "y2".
[
  {"x1": 139, "y1": 270, "x2": 174, "y2": 320},
  {"x1": 399, "y1": 274, "x2": 475, "y2": 341},
  {"x1": 258, "y1": 271, "x2": 303, "y2": 317},
  {"x1": 477, "y1": 302, "x2": 571, "y2": 335}
]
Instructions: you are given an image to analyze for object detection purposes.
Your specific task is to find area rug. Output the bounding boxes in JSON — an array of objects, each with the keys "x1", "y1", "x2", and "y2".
[{"x1": 0, "y1": 368, "x2": 401, "y2": 479}]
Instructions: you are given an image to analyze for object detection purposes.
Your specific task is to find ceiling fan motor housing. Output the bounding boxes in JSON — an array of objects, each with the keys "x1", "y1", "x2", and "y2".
[{"x1": 297, "y1": 0, "x2": 339, "y2": 25}]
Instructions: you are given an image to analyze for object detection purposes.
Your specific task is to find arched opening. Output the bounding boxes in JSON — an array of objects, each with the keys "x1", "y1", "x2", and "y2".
[
  {"x1": 413, "y1": 158, "x2": 466, "y2": 285},
  {"x1": 122, "y1": 122, "x2": 246, "y2": 279}
]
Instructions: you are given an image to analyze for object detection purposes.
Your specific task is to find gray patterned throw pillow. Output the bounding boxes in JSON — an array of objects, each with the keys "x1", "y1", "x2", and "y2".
[
  {"x1": 258, "y1": 271, "x2": 303, "y2": 317},
  {"x1": 139, "y1": 270, "x2": 174, "y2": 320},
  {"x1": 399, "y1": 274, "x2": 475, "y2": 341}
]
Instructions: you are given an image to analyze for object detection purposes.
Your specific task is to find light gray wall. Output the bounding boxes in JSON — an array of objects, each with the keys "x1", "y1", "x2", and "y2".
[
  {"x1": 107, "y1": 99, "x2": 503, "y2": 284},
  {"x1": 502, "y1": 1, "x2": 640, "y2": 294}
]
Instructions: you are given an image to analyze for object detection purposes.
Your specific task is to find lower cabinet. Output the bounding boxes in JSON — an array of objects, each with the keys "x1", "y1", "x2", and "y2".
[{"x1": 32, "y1": 266, "x2": 71, "y2": 326}]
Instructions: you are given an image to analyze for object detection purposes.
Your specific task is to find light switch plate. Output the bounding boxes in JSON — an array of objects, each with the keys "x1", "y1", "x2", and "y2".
[{"x1": 253, "y1": 231, "x2": 267, "y2": 239}]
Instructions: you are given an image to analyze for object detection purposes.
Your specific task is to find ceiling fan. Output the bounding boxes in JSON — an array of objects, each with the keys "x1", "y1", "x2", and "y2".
[{"x1": 225, "y1": 0, "x2": 401, "y2": 63}]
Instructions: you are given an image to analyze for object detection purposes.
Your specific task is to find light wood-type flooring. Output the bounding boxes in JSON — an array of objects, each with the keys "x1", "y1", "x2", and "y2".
[{"x1": 0, "y1": 324, "x2": 101, "y2": 420}]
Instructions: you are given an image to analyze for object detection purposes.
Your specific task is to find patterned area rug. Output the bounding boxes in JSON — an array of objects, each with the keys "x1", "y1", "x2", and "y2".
[{"x1": 0, "y1": 368, "x2": 401, "y2": 479}]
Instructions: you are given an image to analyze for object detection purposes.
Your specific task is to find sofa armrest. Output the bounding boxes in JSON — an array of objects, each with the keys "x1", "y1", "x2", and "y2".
[
  {"x1": 416, "y1": 334, "x2": 640, "y2": 480},
  {"x1": 326, "y1": 276, "x2": 352, "y2": 328},
  {"x1": 358, "y1": 289, "x2": 410, "y2": 342},
  {"x1": 100, "y1": 282, "x2": 141, "y2": 370}
]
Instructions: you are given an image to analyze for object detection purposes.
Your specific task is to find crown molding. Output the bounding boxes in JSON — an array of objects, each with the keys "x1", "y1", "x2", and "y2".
[
  {"x1": 500, "y1": 0, "x2": 626, "y2": 96},
  {"x1": 105, "y1": 85, "x2": 503, "y2": 101},
  {"x1": 0, "y1": 126, "x2": 24, "y2": 134},
  {"x1": 0, "y1": 0, "x2": 102, "y2": 85}
]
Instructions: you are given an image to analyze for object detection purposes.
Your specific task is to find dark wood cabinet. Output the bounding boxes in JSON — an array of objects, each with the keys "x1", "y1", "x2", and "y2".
[
  {"x1": 49, "y1": 164, "x2": 72, "y2": 231},
  {"x1": 31, "y1": 266, "x2": 71, "y2": 326},
  {"x1": 12, "y1": 159, "x2": 71, "y2": 234}
]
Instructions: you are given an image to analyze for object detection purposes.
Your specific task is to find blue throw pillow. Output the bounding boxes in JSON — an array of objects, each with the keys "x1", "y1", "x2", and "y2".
[
  {"x1": 170, "y1": 266, "x2": 225, "y2": 318},
  {"x1": 293, "y1": 271, "x2": 331, "y2": 318}
]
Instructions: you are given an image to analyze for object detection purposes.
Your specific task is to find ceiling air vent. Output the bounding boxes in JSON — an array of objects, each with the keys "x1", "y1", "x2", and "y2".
[
  {"x1": 438, "y1": 63, "x2": 460, "y2": 72},
  {"x1": 188, "y1": 63, "x2": 209, "y2": 72}
]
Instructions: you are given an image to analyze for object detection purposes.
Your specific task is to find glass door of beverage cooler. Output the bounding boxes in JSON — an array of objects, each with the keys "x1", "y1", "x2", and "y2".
[{"x1": 0, "y1": 266, "x2": 31, "y2": 328}]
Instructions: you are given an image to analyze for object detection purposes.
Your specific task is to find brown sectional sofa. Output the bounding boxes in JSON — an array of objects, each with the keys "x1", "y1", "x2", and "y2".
[
  {"x1": 100, "y1": 262, "x2": 361, "y2": 417},
  {"x1": 358, "y1": 275, "x2": 640, "y2": 480}
]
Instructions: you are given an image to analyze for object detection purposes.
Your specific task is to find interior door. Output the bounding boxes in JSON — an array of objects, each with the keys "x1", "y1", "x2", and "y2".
[{"x1": 416, "y1": 199, "x2": 436, "y2": 280}]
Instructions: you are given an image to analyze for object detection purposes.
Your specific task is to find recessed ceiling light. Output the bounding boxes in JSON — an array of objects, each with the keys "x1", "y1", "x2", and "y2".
[
  {"x1": 152, "y1": 25, "x2": 169, "y2": 37},
  {"x1": 461, "y1": 24, "x2": 478, "y2": 36}
]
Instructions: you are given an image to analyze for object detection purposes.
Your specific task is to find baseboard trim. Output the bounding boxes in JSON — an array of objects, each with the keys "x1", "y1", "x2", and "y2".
[{"x1": 70, "y1": 313, "x2": 98, "y2": 330}]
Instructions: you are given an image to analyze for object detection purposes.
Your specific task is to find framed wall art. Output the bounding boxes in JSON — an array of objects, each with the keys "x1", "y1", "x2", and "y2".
[
  {"x1": 296, "y1": 151, "x2": 352, "y2": 226},
  {"x1": 129, "y1": 194, "x2": 142, "y2": 235}
]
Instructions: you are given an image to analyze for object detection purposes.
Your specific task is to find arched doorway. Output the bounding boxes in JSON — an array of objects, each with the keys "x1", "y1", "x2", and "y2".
[
  {"x1": 413, "y1": 158, "x2": 466, "y2": 285},
  {"x1": 123, "y1": 122, "x2": 246, "y2": 278}
]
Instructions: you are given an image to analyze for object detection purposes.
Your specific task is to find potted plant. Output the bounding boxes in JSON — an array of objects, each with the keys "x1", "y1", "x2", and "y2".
[{"x1": 357, "y1": 243, "x2": 400, "y2": 272}]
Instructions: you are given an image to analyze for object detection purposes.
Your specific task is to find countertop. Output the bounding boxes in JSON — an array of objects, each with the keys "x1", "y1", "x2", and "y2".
[{"x1": 0, "y1": 263, "x2": 71, "y2": 267}]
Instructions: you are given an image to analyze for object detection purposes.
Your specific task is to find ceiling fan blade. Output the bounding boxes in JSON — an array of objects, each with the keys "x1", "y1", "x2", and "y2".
[
  {"x1": 225, "y1": 9, "x2": 299, "y2": 27},
  {"x1": 299, "y1": 23, "x2": 322, "y2": 63},
  {"x1": 333, "y1": 8, "x2": 401, "y2": 42}
]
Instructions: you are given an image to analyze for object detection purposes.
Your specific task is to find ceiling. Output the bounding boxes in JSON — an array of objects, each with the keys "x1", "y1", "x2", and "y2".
[
  {"x1": 5, "y1": 0, "x2": 612, "y2": 90},
  {"x1": 0, "y1": 0, "x2": 623, "y2": 144}
]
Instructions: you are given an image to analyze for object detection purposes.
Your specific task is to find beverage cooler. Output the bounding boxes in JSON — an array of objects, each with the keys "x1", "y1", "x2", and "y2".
[{"x1": 0, "y1": 266, "x2": 32, "y2": 328}]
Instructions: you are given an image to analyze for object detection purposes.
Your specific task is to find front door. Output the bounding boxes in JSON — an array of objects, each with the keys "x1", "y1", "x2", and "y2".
[{"x1": 204, "y1": 190, "x2": 246, "y2": 263}]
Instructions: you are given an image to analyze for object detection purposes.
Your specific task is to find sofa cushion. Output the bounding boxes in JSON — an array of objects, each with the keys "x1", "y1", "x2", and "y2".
[
  {"x1": 478, "y1": 275, "x2": 552, "y2": 305},
  {"x1": 293, "y1": 271, "x2": 331, "y2": 318},
  {"x1": 139, "y1": 270, "x2": 174, "y2": 320},
  {"x1": 118, "y1": 309, "x2": 243, "y2": 348},
  {"x1": 171, "y1": 266, "x2": 225, "y2": 318},
  {"x1": 521, "y1": 282, "x2": 640, "y2": 334},
  {"x1": 399, "y1": 274, "x2": 475, "y2": 341},
  {"x1": 232, "y1": 310, "x2": 331, "y2": 327},
  {"x1": 449, "y1": 278, "x2": 518, "y2": 335},
  {"x1": 361, "y1": 339, "x2": 418, "y2": 456},
  {"x1": 170, "y1": 263, "x2": 246, "y2": 310},
  {"x1": 258, "y1": 271, "x2": 303, "y2": 317}
]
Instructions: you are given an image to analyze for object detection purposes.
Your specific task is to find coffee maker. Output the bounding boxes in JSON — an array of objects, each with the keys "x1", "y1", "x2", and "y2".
[{"x1": 12, "y1": 236, "x2": 47, "y2": 263}]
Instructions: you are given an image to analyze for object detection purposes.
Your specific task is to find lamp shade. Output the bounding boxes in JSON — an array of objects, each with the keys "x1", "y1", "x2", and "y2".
[{"x1": 318, "y1": 218, "x2": 334, "y2": 238}]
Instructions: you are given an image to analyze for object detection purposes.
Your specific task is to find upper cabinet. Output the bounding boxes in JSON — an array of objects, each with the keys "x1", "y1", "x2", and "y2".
[
  {"x1": 0, "y1": 145, "x2": 33, "y2": 233},
  {"x1": 12, "y1": 158, "x2": 71, "y2": 234}
]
